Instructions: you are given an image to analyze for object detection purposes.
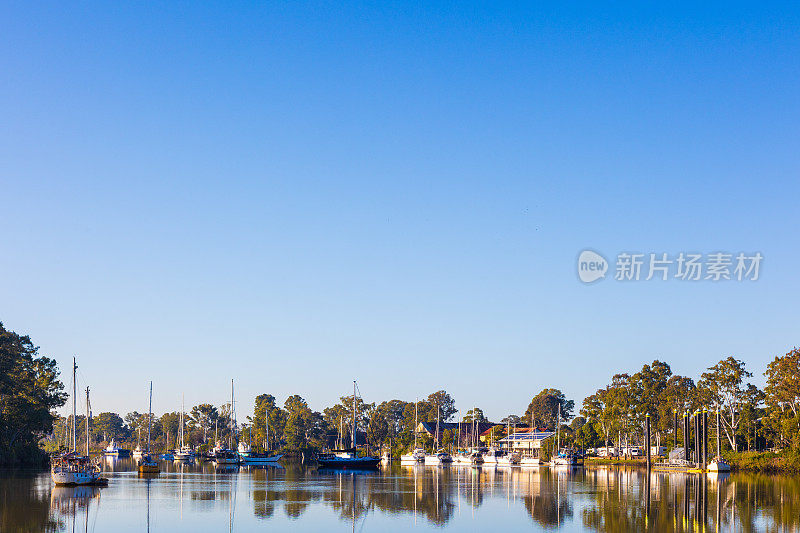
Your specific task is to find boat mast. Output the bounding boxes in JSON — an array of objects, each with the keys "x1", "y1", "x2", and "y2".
[
  {"x1": 414, "y1": 399, "x2": 418, "y2": 449},
  {"x1": 85, "y1": 386, "x2": 90, "y2": 456},
  {"x1": 147, "y1": 381, "x2": 152, "y2": 454},
  {"x1": 229, "y1": 379, "x2": 236, "y2": 449},
  {"x1": 436, "y1": 404, "x2": 440, "y2": 450},
  {"x1": 72, "y1": 356, "x2": 77, "y2": 453},
  {"x1": 352, "y1": 381, "x2": 357, "y2": 451},
  {"x1": 556, "y1": 403, "x2": 560, "y2": 452}
]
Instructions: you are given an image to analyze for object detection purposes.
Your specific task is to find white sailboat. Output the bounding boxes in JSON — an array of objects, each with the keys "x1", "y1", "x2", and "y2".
[
  {"x1": 51, "y1": 361, "x2": 105, "y2": 486},
  {"x1": 401, "y1": 400, "x2": 426, "y2": 463},
  {"x1": 175, "y1": 394, "x2": 193, "y2": 460},
  {"x1": 424, "y1": 404, "x2": 452, "y2": 465},
  {"x1": 707, "y1": 409, "x2": 731, "y2": 472}
]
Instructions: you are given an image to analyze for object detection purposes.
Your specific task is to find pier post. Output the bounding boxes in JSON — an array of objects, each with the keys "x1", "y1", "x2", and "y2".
[
  {"x1": 674, "y1": 410, "x2": 678, "y2": 449},
  {"x1": 702, "y1": 409, "x2": 708, "y2": 470},
  {"x1": 646, "y1": 414, "x2": 651, "y2": 471},
  {"x1": 684, "y1": 412, "x2": 690, "y2": 459},
  {"x1": 694, "y1": 411, "x2": 700, "y2": 466}
]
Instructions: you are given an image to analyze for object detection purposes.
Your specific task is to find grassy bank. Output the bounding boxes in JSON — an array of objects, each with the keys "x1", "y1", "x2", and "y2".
[{"x1": 725, "y1": 450, "x2": 800, "y2": 473}]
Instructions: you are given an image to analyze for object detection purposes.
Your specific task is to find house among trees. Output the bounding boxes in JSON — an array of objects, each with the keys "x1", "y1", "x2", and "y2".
[
  {"x1": 415, "y1": 421, "x2": 495, "y2": 441},
  {"x1": 497, "y1": 427, "x2": 556, "y2": 452}
]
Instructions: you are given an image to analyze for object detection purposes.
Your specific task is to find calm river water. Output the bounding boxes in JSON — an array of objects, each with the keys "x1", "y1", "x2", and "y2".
[{"x1": 1, "y1": 459, "x2": 797, "y2": 532}]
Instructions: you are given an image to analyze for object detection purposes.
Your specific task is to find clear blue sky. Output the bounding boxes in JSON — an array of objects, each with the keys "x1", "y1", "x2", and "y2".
[{"x1": 2, "y1": 2, "x2": 798, "y2": 421}]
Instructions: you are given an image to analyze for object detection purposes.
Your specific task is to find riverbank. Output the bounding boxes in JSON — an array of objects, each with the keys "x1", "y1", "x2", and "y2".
[
  {"x1": 586, "y1": 451, "x2": 800, "y2": 474},
  {"x1": 725, "y1": 450, "x2": 800, "y2": 473}
]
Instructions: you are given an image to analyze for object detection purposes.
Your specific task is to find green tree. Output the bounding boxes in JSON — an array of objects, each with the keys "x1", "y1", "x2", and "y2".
[
  {"x1": 697, "y1": 356, "x2": 757, "y2": 451},
  {"x1": 93, "y1": 412, "x2": 125, "y2": 441},
  {"x1": 462, "y1": 407, "x2": 487, "y2": 423},
  {"x1": 0, "y1": 323, "x2": 67, "y2": 464},
  {"x1": 426, "y1": 391, "x2": 457, "y2": 422},
  {"x1": 523, "y1": 389, "x2": 574, "y2": 429},
  {"x1": 764, "y1": 348, "x2": 800, "y2": 449},
  {"x1": 189, "y1": 404, "x2": 218, "y2": 443}
]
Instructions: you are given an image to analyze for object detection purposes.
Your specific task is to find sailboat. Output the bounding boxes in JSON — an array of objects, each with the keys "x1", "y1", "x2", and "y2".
[
  {"x1": 175, "y1": 394, "x2": 194, "y2": 460},
  {"x1": 51, "y1": 361, "x2": 106, "y2": 486},
  {"x1": 520, "y1": 409, "x2": 542, "y2": 467},
  {"x1": 424, "y1": 404, "x2": 452, "y2": 464},
  {"x1": 549, "y1": 404, "x2": 578, "y2": 466},
  {"x1": 707, "y1": 409, "x2": 731, "y2": 472},
  {"x1": 317, "y1": 381, "x2": 381, "y2": 468},
  {"x1": 241, "y1": 404, "x2": 283, "y2": 465},
  {"x1": 138, "y1": 381, "x2": 160, "y2": 474},
  {"x1": 214, "y1": 379, "x2": 240, "y2": 465},
  {"x1": 401, "y1": 400, "x2": 426, "y2": 463}
]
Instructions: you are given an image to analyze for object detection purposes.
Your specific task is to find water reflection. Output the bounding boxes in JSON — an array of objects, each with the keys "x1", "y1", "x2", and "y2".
[{"x1": 8, "y1": 460, "x2": 800, "y2": 532}]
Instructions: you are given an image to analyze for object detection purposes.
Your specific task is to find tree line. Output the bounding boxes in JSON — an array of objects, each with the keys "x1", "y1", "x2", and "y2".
[{"x1": 2, "y1": 321, "x2": 798, "y2": 463}]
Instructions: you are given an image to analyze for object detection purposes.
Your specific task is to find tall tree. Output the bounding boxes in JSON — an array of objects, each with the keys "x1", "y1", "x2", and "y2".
[
  {"x1": 523, "y1": 389, "x2": 574, "y2": 429},
  {"x1": 93, "y1": 412, "x2": 125, "y2": 441},
  {"x1": 426, "y1": 391, "x2": 457, "y2": 422},
  {"x1": 0, "y1": 323, "x2": 67, "y2": 463},
  {"x1": 697, "y1": 356, "x2": 758, "y2": 451}
]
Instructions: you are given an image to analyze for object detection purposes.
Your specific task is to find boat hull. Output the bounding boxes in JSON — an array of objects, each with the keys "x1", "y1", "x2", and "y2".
[
  {"x1": 241, "y1": 454, "x2": 283, "y2": 465},
  {"x1": 51, "y1": 470, "x2": 104, "y2": 486},
  {"x1": 318, "y1": 457, "x2": 381, "y2": 468}
]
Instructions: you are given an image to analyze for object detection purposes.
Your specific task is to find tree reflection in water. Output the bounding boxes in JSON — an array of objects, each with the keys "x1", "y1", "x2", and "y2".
[{"x1": 21, "y1": 460, "x2": 800, "y2": 531}]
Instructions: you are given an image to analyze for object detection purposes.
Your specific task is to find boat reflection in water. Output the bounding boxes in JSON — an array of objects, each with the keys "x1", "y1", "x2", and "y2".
[
  {"x1": 50, "y1": 484, "x2": 102, "y2": 533},
  {"x1": 16, "y1": 462, "x2": 800, "y2": 531}
]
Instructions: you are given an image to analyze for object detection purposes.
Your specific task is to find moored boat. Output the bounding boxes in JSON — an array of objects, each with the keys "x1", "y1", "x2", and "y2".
[
  {"x1": 51, "y1": 358, "x2": 107, "y2": 486},
  {"x1": 401, "y1": 448, "x2": 427, "y2": 463},
  {"x1": 241, "y1": 452, "x2": 283, "y2": 465},
  {"x1": 317, "y1": 381, "x2": 380, "y2": 469},
  {"x1": 400, "y1": 402, "x2": 425, "y2": 463},
  {"x1": 137, "y1": 382, "x2": 160, "y2": 474}
]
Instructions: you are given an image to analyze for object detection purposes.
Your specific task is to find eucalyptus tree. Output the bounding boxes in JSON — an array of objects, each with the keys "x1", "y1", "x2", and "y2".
[
  {"x1": 697, "y1": 356, "x2": 759, "y2": 451},
  {"x1": 764, "y1": 348, "x2": 800, "y2": 449}
]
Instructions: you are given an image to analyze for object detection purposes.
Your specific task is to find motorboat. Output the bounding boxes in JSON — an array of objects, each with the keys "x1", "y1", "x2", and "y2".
[
  {"x1": 400, "y1": 448, "x2": 426, "y2": 463},
  {"x1": 238, "y1": 441, "x2": 252, "y2": 458},
  {"x1": 424, "y1": 450, "x2": 453, "y2": 465},
  {"x1": 132, "y1": 445, "x2": 144, "y2": 459},
  {"x1": 241, "y1": 451, "x2": 283, "y2": 465},
  {"x1": 175, "y1": 445, "x2": 194, "y2": 461},
  {"x1": 519, "y1": 455, "x2": 542, "y2": 467},
  {"x1": 707, "y1": 456, "x2": 731, "y2": 472},
  {"x1": 102, "y1": 439, "x2": 122, "y2": 457},
  {"x1": 481, "y1": 447, "x2": 509, "y2": 465},
  {"x1": 549, "y1": 449, "x2": 579, "y2": 466},
  {"x1": 214, "y1": 448, "x2": 240, "y2": 465}
]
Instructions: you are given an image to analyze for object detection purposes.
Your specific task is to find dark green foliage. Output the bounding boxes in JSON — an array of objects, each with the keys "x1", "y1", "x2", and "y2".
[{"x1": 0, "y1": 322, "x2": 67, "y2": 465}]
